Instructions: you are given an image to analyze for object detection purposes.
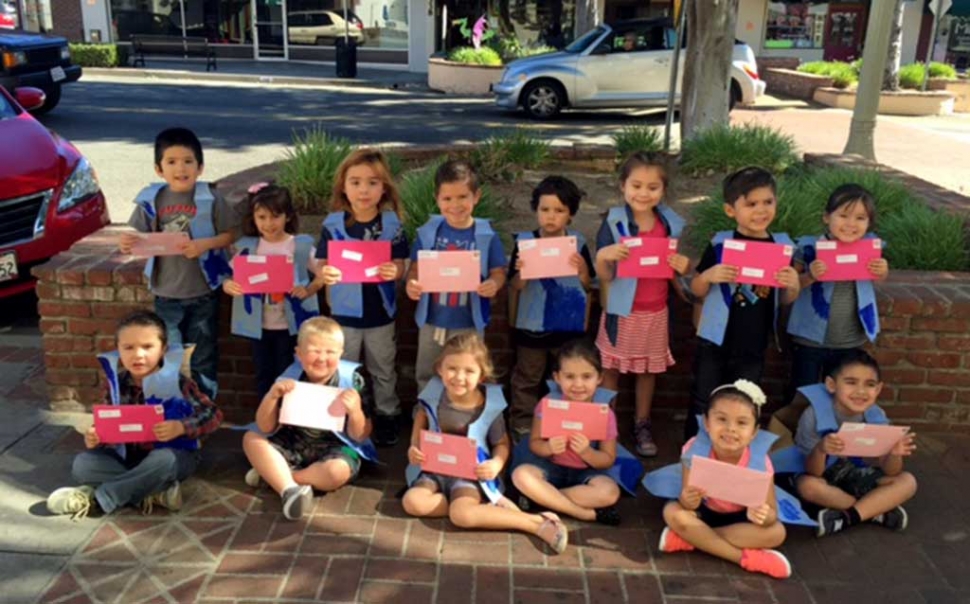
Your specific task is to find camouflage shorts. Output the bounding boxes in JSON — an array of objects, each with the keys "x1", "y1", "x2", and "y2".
[{"x1": 268, "y1": 426, "x2": 362, "y2": 479}]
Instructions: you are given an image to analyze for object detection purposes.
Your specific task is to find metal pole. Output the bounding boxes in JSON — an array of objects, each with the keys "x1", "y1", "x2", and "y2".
[
  {"x1": 663, "y1": 1, "x2": 687, "y2": 152},
  {"x1": 842, "y1": 1, "x2": 895, "y2": 160},
  {"x1": 921, "y1": 7, "x2": 942, "y2": 91}
]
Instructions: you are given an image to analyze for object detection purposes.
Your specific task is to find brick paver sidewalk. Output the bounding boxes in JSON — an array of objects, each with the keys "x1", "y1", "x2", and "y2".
[{"x1": 2, "y1": 343, "x2": 967, "y2": 604}]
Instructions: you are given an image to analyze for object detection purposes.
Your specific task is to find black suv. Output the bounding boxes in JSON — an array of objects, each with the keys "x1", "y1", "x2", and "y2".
[{"x1": 0, "y1": 30, "x2": 81, "y2": 114}]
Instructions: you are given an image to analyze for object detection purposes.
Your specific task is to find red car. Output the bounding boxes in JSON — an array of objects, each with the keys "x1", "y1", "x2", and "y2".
[{"x1": 0, "y1": 86, "x2": 109, "y2": 298}]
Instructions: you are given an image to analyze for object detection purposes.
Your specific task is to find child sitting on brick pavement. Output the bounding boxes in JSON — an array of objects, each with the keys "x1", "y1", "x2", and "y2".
[
  {"x1": 241, "y1": 317, "x2": 378, "y2": 521},
  {"x1": 47, "y1": 311, "x2": 223, "y2": 520},
  {"x1": 402, "y1": 333, "x2": 569, "y2": 554},
  {"x1": 118, "y1": 127, "x2": 241, "y2": 400}
]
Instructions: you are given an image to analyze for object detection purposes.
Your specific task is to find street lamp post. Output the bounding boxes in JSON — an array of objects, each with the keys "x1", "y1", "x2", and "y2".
[{"x1": 842, "y1": 2, "x2": 896, "y2": 160}]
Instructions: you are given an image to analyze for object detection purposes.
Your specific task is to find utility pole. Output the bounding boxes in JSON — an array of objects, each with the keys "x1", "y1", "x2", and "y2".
[{"x1": 843, "y1": 3, "x2": 896, "y2": 160}]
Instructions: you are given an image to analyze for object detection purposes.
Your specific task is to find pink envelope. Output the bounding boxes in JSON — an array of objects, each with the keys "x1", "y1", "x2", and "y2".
[
  {"x1": 279, "y1": 382, "x2": 347, "y2": 432},
  {"x1": 417, "y1": 250, "x2": 481, "y2": 293},
  {"x1": 836, "y1": 422, "x2": 910, "y2": 457},
  {"x1": 419, "y1": 430, "x2": 479, "y2": 480},
  {"x1": 688, "y1": 455, "x2": 772, "y2": 509},
  {"x1": 540, "y1": 399, "x2": 611, "y2": 441},
  {"x1": 617, "y1": 236, "x2": 678, "y2": 280},
  {"x1": 129, "y1": 232, "x2": 190, "y2": 257},
  {"x1": 815, "y1": 239, "x2": 883, "y2": 282},
  {"x1": 518, "y1": 236, "x2": 578, "y2": 280},
  {"x1": 720, "y1": 239, "x2": 794, "y2": 287},
  {"x1": 93, "y1": 404, "x2": 164, "y2": 444},
  {"x1": 232, "y1": 254, "x2": 295, "y2": 294},
  {"x1": 328, "y1": 240, "x2": 391, "y2": 284}
]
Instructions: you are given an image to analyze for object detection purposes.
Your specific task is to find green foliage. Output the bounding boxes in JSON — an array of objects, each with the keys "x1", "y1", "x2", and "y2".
[
  {"x1": 470, "y1": 129, "x2": 550, "y2": 182},
  {"x1": 447, "y1": 46, "x2": 503, "y2": 66},
  {"x1": 68, "y1": 43, "x2": 120, "y2": 67},
  {"x1": 275, "y1": 126, "x2": 352, "y2": 214},
  {"x1": 680, "y1": 124, "x2": 799, "y2": 176},
  {"x1": 611, "y1": 125, "x2": 663, "y2": 157},
  {"x1": 488, "y1": 34, "x2": 556, "y2": 63},
  {"x1": 898, "y1": 63, "x2": 926, "y2": 89},
  {"x1": 797, "y1": 61, "x2": 858, "y2": 89},
  {"x1": 385, "y1": 150, "x2": 406, "y2": 178},
  {"x1": 688, "y1": 167, "x2": 969, "y2": 271},
  {"x1": 398, "y1": 157, "x2": 503, "y2": 242},
  {"x1": 928, "y1": 61, "x2": 957, "y2": 79}
]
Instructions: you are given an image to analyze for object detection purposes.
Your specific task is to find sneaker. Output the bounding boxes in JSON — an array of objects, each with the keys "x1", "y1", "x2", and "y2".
[
  {"x1": 872, "y1": 506, "x2": 908, "y2": 532},
  {"x1": 244, "y1": 467, "x2": 263, "y2": 488},
  {"x1": 47, "y1": 486, "x2": 96, "y2": 521},
  {"x1": 740, "y1": 549, "x2": 792, "y2": 579},
  {"x1": 816, "y1": 508, "x2": 850, "y2": 538},
  {"x1": 634, "y1": 420, "x2": 658, "y2": 457},
  {"x1": 373, "y1": 415, "x2": 400, "y2": 447},
  {"x1": 658, "y1": 526, "x2": 694, "y2": 553},
  {"x1": 282, "y1": 485, "x2": 313, "y2": 521},
  {"x1": 594, "y1": 506, "x2": 622, "y2": 527},
  {"x1": 141, "y1": 482, "x2": 183, "y2": 515}
]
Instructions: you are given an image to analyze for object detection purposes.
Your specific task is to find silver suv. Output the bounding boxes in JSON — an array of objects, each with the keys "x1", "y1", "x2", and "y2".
[{"x1": 493, "y1": 18, "x2": 766, "y2": 119}]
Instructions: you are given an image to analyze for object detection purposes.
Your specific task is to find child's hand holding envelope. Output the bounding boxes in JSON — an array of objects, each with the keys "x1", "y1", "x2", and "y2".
[
  {"x1": 687, "y1": 455, "x2": 771, "y2": 509},
  {"x1": 518, "y1": 236, "x2": 578, "y2": 280},
  {"x1": 416, "y1": 250, "x2": 481, "y2": 293},
  {"x1": 280, "y1": 382, "x2": 347, "y2": 433},
  {"x1": 834, "y1": 423, "x2": 911, "y2": 458},
  {"x1": 419, "y1": 430, "x2": 478, "y2": 480}
]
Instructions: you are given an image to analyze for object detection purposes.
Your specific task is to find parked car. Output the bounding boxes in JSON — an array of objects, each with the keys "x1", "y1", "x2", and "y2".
[
  {"x1": 0, "y1": 30, "x2": 81, "y2": 113},
  {"x1": 0, "y1": 86, "x2": 109, "y2": 299},
  {"x1": 287, "y1": 10, "x2": 365, "y2": 46},
  {"x1": 492, "y1": 18, "x2": 766, "y2": 119}
]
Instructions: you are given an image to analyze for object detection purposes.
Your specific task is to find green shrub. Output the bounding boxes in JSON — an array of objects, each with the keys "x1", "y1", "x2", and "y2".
[
  {"x1": 611, "y1": 125, "x2": 663, "y2": 157},
  {"x1": 470, "y1": 129, "x2": 550, "y2": 182},
  {"x1": 487, "y1": 34, "x2": 555, "y2": 63},
  {"x1": 797, "y1": 61, "x2": 857, "y2": 89},
  {"x1": 448, "y1": 46, "x2": 503, "y2": 66},
  {"x1": 688, "y1": 167, "x2": 969, "y2": 271},
  {"x1": 928, "y1": 61, "x2": 957, "y2": 79},
  {"x1": 398, "y1": 157, "x2": 503, "y2": 241},
  {"x1": 898, "y1": 63, "x2": 926, "y2": 89},
  {"x1": 68, "y1": 43, "x2": 120, "y2": 67},
  {"x1": 680, "y1": 124, "x2": 799, "y2": 176},
  {"x1": 276, "y1": 126, "x2": 352, "y2": 214}
]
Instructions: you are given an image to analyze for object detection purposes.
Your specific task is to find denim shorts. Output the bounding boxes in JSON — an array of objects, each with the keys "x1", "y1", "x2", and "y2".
[{"x1": 514, "y1": 446, "x2": 610, "y2": 489}]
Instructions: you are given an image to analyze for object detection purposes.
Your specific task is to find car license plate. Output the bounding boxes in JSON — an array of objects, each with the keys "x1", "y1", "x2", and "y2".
[
  {"x1": 51, "y1": 66, "x2": 66, "y2": 82},
  {"x1": 0, "y1": 251, "x2": 17, "y2": 283}
]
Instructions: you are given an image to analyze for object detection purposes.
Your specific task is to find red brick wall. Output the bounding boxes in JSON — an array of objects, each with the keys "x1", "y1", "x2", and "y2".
[{"x1": 50, "y1": 0, "x2": 84, "y2": 42}]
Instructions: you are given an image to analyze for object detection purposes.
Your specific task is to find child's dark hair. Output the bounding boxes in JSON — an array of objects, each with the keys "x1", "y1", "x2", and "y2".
[
  {"x1": 530, "y1": 175, "x2": 583, "y2": 215},
  {"x1": 555, "y1": 339, "x2": 602, "y2": 374},
  {"x1": 434, "y1": 160, "x2": 480, "y2": 195},
  {"x1": 827, "y1": 349, "x2": 881, "y2": 381},
  {"x1": 154, "y1": 127, "x2": 203, "y2": 167},
  {"x1": 722, "y1": 166, "x2": 776, "y2": 205},
  {"x1": 242, "y1": 183, "x2": 299, "y2": 237},
  {"x1": 116, "y1": 310, "x2": 168, "y2": 348},
  {"x1": 825, "y1": 183, "x2": 877, "y2": 225},
  {"x1": 706, "y1": 385, "x2": 760, "y2": 420},
  {"x1": 618, "y1": 151, "x2": 668, "y2": 190}
]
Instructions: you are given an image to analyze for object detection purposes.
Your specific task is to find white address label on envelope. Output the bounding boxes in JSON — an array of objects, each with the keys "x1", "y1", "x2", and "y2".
[
  {"x1": 741, "y1": 267, "x2": 764, "y2": 279},
  {"x1": 836, "y1": 254, "x2": 859, "y2": 264},
  {"x1": 440, "y1": 268, "x2": 461, "y2": 277},
  {"x1": 640, "y1": 256, "x2": 660, "y2": 266},
  {"x1": 249, "y1": 273, "x2": 269, "y2": 284},
  {"x1": 341, "y1": 250, "x2": 363, "y2": 262},
  {"x1": 119, "y1": 424, "x2": 143, "y2": 433}
]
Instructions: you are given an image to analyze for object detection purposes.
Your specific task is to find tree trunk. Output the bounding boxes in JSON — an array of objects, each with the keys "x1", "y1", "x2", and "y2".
[
  {"x1": 574, "y1": 0, "x2": 599, "y2": 37},
  {"x1": 882, "y1": 0, "x2": 905, "y2": 91},
  {"x1": 680, "y1": 0, "x2": 739, "y2": 142}
]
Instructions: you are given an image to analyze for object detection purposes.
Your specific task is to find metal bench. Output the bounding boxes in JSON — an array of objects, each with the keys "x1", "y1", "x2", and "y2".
[{"x1": 130, "y1": 35, "x2": 217, "y2": 72}]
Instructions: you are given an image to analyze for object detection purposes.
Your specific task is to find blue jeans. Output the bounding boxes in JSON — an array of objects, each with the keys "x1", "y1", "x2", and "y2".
[
  {"x1": 154, "y1": 292, "x2": 220, "y2": 399},
  {"x1": 787, "y1": 344, "x2": 861, "y2": 403},
  {"x1": 72, "y1": 448, "x2": 198, "y2": 513}
]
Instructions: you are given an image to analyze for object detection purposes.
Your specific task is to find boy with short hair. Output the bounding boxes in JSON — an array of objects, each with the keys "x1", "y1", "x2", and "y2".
[
  {"x1": 685, "y1": 167, "x2": 800, "y2": 440},
  {"x1": 405, "y1": 160, "x2": 508, "y2": 393},
  {"x1": 242, "y1": 317, "x2": 376, "y2": 520},
  {"x1": 119, "y1": 127, "x2": 239, "y2": 399},
  {"x1": 793, "y1": 350, "x2": 917, "y2": 537}
]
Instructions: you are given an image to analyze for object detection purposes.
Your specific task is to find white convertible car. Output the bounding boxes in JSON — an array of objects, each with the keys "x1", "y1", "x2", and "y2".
[{"x1": 492, "y1": 18, "x2": 766, "y2": 119}]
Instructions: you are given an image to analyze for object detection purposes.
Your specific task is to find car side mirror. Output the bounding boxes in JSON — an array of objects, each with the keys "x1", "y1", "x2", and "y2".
[{"x1": 14, "y1": 87, "x2": 46, "y2": 111}]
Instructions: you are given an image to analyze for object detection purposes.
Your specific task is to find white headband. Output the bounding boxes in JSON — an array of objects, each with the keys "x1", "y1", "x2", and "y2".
[{"x1": 710, "y1": 379, "x2": 766, "y2": 408}]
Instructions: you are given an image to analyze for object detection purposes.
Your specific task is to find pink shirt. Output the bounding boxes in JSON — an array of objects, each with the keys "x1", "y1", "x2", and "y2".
[
  {"x1": 631, "y1": 218, "x2": 669, "y2": 312},
  {"x1": 681, "y1": 437, "x2": 775, "y2": 513},
  {"x1": 254, "y1": 236, "x2": 316, "y2": 330},
  {"x1": 536, "y1": 397, "x2": 618, "y2": 469}
]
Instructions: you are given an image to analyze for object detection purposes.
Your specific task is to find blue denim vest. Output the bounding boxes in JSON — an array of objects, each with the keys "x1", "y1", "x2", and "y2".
[
  {"x1": 405, "y1": 377, "x2": 507, "y2": 503},
  {"x1": 229, "y1": 235, "x2": 320, "y2": 340},
  {"x1": 513, "y1": 230, "x2": 587, "y2": 333},
  {"x1": 134, "y1": 183, "x2": 230, "y2": 291},
  {"x1": 414, "y1": 216, "x2": 497, "y2": 333},
  {"x1": 786, "y1": 235, "x2": 880, "y2": 345},
  {"x1": 322, "y1": 211, "x2": 401, "y2": 319}
]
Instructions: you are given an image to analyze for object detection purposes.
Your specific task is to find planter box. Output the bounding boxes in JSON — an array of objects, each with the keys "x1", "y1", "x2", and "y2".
[
  {"x1": 427, "y1": 57, "x2": 504, "y2": 95},
  {"x1": 764, "y1": 68, "x2": 834, "y2": 100},
  {"x1": 813, "y1": 86, "x2": 956, "y2": 116},
  {"x1": 945, "y1": 78, "x2": 970, "y2": 113}
]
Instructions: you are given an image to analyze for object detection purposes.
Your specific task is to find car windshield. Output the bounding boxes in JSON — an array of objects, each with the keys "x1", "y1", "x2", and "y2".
[{"x1": 564, "y1": 26, "x2": 606, "y2": 53}]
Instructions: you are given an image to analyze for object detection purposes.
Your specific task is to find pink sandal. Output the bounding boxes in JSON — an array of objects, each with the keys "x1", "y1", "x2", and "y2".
[{"x1": 537, "y1": 512, "x2": 569, "y2": 554}]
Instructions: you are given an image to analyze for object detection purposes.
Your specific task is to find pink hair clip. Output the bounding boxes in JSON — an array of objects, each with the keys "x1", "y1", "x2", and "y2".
[{"x1": 248, "y1": 182, "x2": 270, "y2": 195}]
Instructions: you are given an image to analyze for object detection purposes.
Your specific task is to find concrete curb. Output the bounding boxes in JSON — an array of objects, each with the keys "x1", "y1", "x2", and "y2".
[{"x1": 83, "y1": 67, "x2": 431, "y2": 92}]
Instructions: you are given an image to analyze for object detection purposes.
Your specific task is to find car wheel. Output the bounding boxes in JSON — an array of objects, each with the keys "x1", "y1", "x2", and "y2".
[
  {"x1": 29, "y1": 84, "x2": 60, "y2": 115},
  {"x1": 729, "y1": 80, "x2": 742, "y2": 111},
  {"x1": 521, "y1": 80, "x2": 565, "y2": 119}
]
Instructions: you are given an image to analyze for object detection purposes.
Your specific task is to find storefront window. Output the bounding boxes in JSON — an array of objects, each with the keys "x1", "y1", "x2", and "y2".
[
  {"x1": 491, "y1": 0, "x2": 577, "y2": 50},
  {"x1": 287, "y1": 0, "x2": 408, "y2": 50},
  {"x1": 19, "y1": 0, "x2": 53, "y2": 33},
  {"x1": 764, "y1": 1, "x2": 828, "y2": 50},
  {"x1": 110, "y1": 1, "x2": 181, "y2": 41}
]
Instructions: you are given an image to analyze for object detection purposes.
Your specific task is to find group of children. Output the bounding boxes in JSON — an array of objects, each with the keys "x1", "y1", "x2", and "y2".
[{"x1": 44, "y1": 127, "x2": 918, "y2": 580}]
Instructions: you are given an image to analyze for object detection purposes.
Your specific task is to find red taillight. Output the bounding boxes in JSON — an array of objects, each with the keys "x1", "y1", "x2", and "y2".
[
  {"x1": 743, "y1": 64, "x2": 759, "y2": 80},
  {"x1": 357, "y1": 22, "x2": 363, "y2": 30}
]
